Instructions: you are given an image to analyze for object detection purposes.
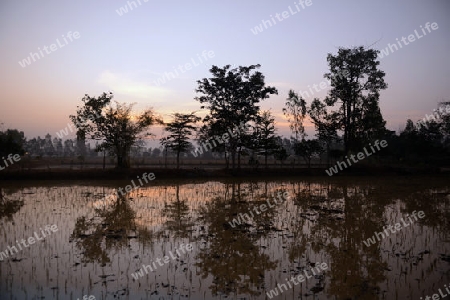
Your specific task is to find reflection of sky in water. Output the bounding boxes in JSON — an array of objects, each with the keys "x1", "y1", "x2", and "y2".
[{"x1": 0, "y1": 178, "x2": 448, "y2": 299}]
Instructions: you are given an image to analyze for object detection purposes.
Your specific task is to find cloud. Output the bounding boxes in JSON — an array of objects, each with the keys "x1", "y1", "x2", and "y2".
[{"x1": 98, "y1": 70, "x2": 169, "y2": 101}]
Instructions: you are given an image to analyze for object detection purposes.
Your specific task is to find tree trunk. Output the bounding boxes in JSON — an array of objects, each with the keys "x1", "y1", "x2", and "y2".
[
  {"x1": 231, "y1": 150, "x2": 236, "y2": 170},
  {"x1": 237, "y1": 148, "x2": 241, "y2": 170},
  {"x1": 103, "y1": 150, "x2": 106, "y2": 170},
  {"x1": 164, "y1": 147, "x2": 168, "y2": 169},
  {"x1": 116, "y1": 146, "x2": 130, "y2": 169},
  {"x1": 224, "y1": 151, "x2": 229, "y2": 169},
  {"x1": 265, "y1": 153, "x2": 268, "y2": 169},
  {"x1": 117, "y1": 154, "x2": 123, "y2": 168},
  {"x1": 326, "y1": 142, "x2": 331, "y2": 168}
]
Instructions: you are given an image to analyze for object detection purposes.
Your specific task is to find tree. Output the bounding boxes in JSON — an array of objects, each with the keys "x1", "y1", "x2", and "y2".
[
  {"x1": 0, "y1": 129, "x2": 25, "y2": 157},
  {"x1": 273, "y1": 139, "x2": 288, "y2": 166},
  {"x1": 53, "y1": 137, "x2": 63, "y2": 156},
  {"x1": 43, "y1": 134, "x2": 55, "y2": 156},
  {"x1": 283, "y1": 90, "x2": 307, "y2": 140},
  {"x1": 70, "y1": 92, "x2": 161, "y2": 169},
  {"x1": 131, "y1": 140, "x2": 146, "y2": 157},
  {"x1": 63, "y1": 139, "x2": 75, "y2": 157},
  {"x1": 324, "y1": 46, "x2": 388, "y2": 153},
  {"x1": 195, "y1": 64, "x2": 278, "y2": 170},
  {"x1": 309, "y1": 98, "x2": 339, "y2": 167},
  {"x1": 75, "y1": 138, "x2": 87, "y2": 158},
  {"x1": 294, "y1": 139, "x2": 323, "y2": 169},
  {"x1": 438, "y1": 102, "x2": 450, "y2": 138},
  {"x1": 422, "y1": 102, "x2": 450, "y2": 143},
  {"x1": 160, "y1": 112, "x2": 200, "y2": 169},
  {"x1": 399, "y1": 119, "x2": 428, "y2": 160},
  {"x1": 152, "y1": 148, "x2": 161, "y2": 158},
  {"x1": 252, "y1": 111, "x2": 278, "y2": 168},
  {"x1": 24, "y1": 138, "x2": 39, "y2": 156}
]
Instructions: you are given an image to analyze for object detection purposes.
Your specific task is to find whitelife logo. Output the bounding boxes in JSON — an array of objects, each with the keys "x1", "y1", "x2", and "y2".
[
  {"x1": 131, "y1": 243, "x2": 193, "y2": 280},
  {"x1": 18, "y1": 31, "x2": 80, "y2": 68},
  {"x1": 297, "y1": 69, "x2": 349, "y2": 100},
  {"x1": 250, "y1": 0, "x2": 313, "y2": 35},
  {"x1": 228, "y1": 191, "x2": 290, "y2": 228},
  {"x1": 416, "y1": 104, "x2": 450, "y2": 130},
  {"x1": 0, "y1": 154, "x2": 21, "y2": 171},
  {"x1": 363, "y1": 211, "x2": 425, "y2": 247},
  {"x1": 115, "y1": 0, "x2": 150, "y2": 16},
  {"x1": 0, "y1": 225, "x2": 58, "y2": 261},
  {"x1": 325, "y1": 140, "x2": 388, "y2": 176},
  {"x1": 420, "y1": 284, "x2": 450, "y2": 300},
  {"x1": 378, "y1": 22, "x2": 438, "y2": 59},
  {"x1": 93, "y1": 172, "x2": 155, "y2": 209},
  {"x1": 190, "y1": 122, "x2": 250, "y2": 157},
  {"x1": 55, "y1": 111, "x2": 102, "y2": 139},
  {"x1": 152, "y1": 50, "x2": 215, "y2": 86},
  {"x1": 266, "y1": 262, "x2": 328, "y2": 298}
]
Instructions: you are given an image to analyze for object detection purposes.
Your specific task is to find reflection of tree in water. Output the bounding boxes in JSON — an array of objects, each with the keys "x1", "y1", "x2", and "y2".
[
  {"x1": 0, "y1": 188, "x2": 24, "y2": 221},
  {"x1": 195, "y1": 183, "x2": 278, "y2": 297},
  {"x1": 70, "y1": 192, "x2": 152, "y2": 264},
  {"x1": 161, "y1": 184, "x2": 194, "y2": 238},
  {"x1": 403, "y1": 189, "x2": 450, "y2": 232},
  {"x1": 287, "y1": 182, "x2": 390, "y2": 299}
]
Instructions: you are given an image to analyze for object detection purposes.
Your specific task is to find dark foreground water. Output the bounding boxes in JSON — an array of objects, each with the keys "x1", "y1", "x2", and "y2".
[{"x1": 0, "y1": 177, "x2": 449, "y2": 300}]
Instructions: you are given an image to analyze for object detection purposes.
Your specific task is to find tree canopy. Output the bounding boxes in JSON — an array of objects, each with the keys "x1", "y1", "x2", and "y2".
[
  {"x1": 70, "y1": 92, "x2": 161, "y2": 168},
  {"x1": 283, "y1": 90, "x2": 307, "y2": 140},
  {"x1": 0, "y1": 128, "x2": 25, "y2": 157},
  {"x1": 323, "y1": 46, "x2": 388, "y2": 153},
  {"x1": 195, "y1": 64, "x2": 278, "y2": 169},
  {"x1": 160, "y1": 112, "x2": 200, "y2": 169}
]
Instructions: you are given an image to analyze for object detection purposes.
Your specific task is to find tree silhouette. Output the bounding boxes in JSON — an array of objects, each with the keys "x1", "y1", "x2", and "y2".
[
  {"x1": 309, "y1": 98, "x2": 339, "y2": 167},
  {"x1": 0, "y1": 129, "x2": 25, "y2": 157},
  {"x1": 195, "y1": 64, "x2": 278, "y2": 170},
  {"x1": 70, "y1": 92, "x2": 161, "y2": 168},
  {"x1": 324, "y1": 46, "x2": 387, "y2": 153},
  {"x1": 283, "y1": 89, "x2": 307, "y2": 141},
  {"x1": 160, "y1": 112, "x2": 200, "y2": 169},
  {"x1": 294, "y1": 139, "x2": 323, "y2": 169},
  {"x1": 251, "y1": 110, "x2": 279, "y2": 168}
]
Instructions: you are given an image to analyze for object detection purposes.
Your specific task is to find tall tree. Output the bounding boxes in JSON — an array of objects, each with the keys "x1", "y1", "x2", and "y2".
[
  {"x1": 63, "y1": 139, "x2": 75, "y2": 157},
  {"x1": 283, "y1": 90, "x2": 307, "y2": 140},
  {"x1": 53, "y1": 137, "x2": 63, "y2": 156},
  {"x1": 324, "y1": 46, "x2": 388, "y2": 153},
  {"x1": 195, "y1": 64, "x2": 278, "y2": 170},
  {"x1": 252, "y1": 111, "x2": 278, "y2": 168},
  {"x1": 43, "y1": 134, "x2": 55, "y2": 156},
  {"x1": 309, "y1": 98, "x2": 339, "y2": 167},
  {"x1": 70, "y1": 92, "x2": 160, "y2": 168},
  {"x1": 160, "y1": 112, "x2": 200, "y2": 169}
]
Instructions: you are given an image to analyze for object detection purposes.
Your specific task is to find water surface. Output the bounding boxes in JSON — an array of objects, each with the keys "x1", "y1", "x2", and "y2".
[{"x1": 0, "y1": 177, "x2": 449, "y2": 299}]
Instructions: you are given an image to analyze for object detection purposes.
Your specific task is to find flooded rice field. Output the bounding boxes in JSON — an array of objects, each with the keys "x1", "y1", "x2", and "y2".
[{"x1": 0, "y1": 177, "x2": 449, "y2": 300}]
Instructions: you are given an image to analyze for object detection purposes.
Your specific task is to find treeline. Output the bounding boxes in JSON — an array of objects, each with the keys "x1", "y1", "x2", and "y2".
[
  {"x1": 0, "y1": 132, "x2": 174, "y2": 159},
  {"x1": 1, "y1": 46, "x2": 449, "y2": 170}
]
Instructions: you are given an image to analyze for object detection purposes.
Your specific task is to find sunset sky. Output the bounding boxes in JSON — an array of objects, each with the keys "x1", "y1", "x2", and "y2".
[{"x1": 0, "y1": 0, "x2": 449, "y2": 143}]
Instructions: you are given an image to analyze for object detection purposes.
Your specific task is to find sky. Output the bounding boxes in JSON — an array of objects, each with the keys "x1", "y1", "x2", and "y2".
[{"x1": 0, "y1": 0, "x2": 449, "y2": 143}]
